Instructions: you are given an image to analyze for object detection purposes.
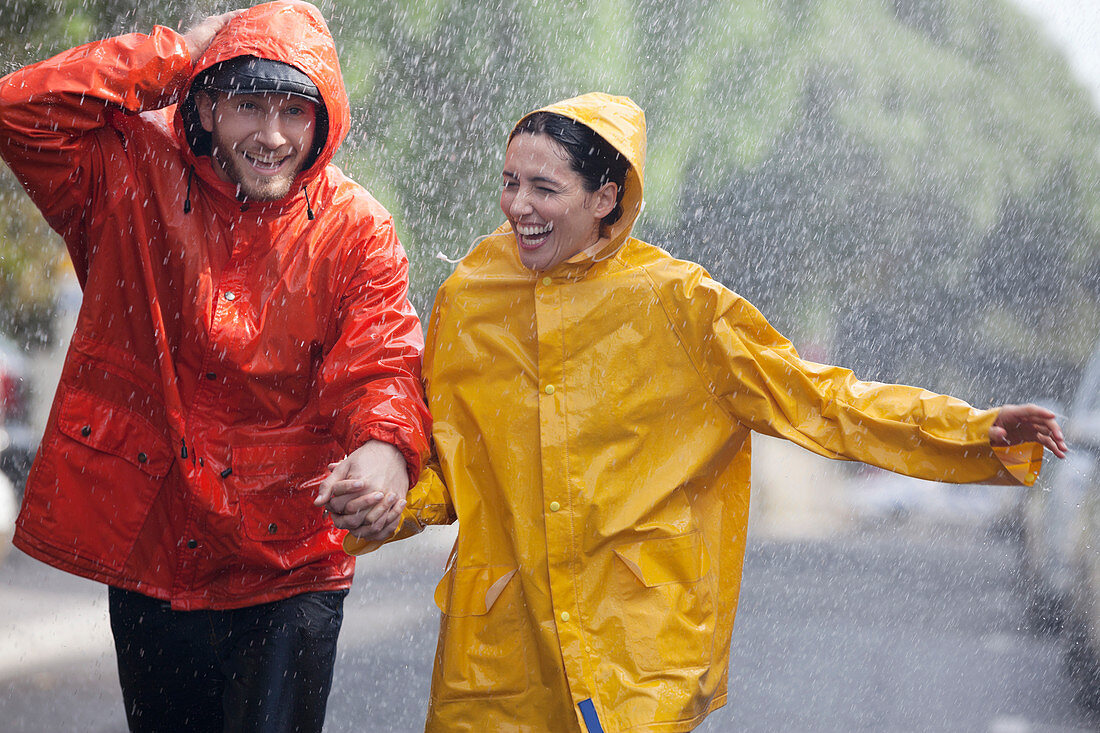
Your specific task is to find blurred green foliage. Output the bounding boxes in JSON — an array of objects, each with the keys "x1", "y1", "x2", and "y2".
[{"x1": 1, "y1": 0, "x2": 1098, "y2": 404}]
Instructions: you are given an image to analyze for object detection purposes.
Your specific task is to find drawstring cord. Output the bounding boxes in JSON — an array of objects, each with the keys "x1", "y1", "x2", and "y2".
[
  {"x1": 183, "y1": 166, "x2": 194, "y2": 214},
  {"x1": 436, "y1": 234, "x2": 491, "y2": 265},
  {"x1": 302, "y1": 184, "x2": 315, "y2": 220}
]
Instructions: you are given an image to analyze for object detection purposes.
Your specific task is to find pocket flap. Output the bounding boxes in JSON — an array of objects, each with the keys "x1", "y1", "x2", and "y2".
[
  {"x1": 434, "y1": 565, "x2": 518, "y2": 617},
  {"x1": 614, "y1": 532, "x2": 710, "y2": 587},
  {"x1": 57, "y1": 389, "x2": 172, "y2": 478},
  {"x1": 232, "y1": 440, "x2": 339, "y2": 542}
]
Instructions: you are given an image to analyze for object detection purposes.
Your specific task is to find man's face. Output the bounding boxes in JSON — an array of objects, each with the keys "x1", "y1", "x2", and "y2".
[{"x1": 196, "y1": 91, "x2": 319, "y2": 201}]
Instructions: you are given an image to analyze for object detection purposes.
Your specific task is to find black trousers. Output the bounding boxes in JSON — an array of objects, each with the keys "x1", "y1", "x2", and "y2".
[{"x1": 108, "y1": 586, "x2": 347, "y2": 733}]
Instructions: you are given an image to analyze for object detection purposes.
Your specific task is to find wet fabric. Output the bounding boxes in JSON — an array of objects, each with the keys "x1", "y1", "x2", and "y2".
[
  {"x1": 348, "y1": 92, "x2": 1043, "y2": 732},
  {"x1": 109, "y1": 586, "x2": 346, "y2": 733},
  {"x1": 0, "y1": 1, "x2": 430, "y2": 609}
]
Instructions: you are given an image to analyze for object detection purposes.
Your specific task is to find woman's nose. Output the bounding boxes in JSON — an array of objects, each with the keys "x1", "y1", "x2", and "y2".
[{"x1": 508, "y1": 189, "x2": 533, "y2": 216}]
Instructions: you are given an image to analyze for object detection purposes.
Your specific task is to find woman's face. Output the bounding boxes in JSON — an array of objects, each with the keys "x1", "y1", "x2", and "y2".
[{"x1": 499, "y1": 132, "x2": 616, "y2": 272}]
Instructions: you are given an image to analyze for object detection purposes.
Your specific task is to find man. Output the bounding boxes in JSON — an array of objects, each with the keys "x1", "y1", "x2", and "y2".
[{"x1": 0, "y1": 2, "x2": 428, "y2": 731}]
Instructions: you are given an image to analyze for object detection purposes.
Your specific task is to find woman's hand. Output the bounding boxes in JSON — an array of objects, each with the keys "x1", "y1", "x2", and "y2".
[{"x1": 990, "y1": 403, "x2": 1068, "y2": 458}]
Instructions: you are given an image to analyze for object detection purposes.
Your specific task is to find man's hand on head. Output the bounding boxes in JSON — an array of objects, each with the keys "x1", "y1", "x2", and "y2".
[{"x1": 182, "y1": 10, "x2": 243, "y2": 64}]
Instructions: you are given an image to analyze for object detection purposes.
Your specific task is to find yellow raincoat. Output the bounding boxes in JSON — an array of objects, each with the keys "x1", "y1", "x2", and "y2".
[{"x1": 349, "y1": 93, "x2": 1042, "y2": 732}]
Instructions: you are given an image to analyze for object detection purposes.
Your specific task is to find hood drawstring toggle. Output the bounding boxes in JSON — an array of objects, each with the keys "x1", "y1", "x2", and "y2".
[{"x1": 183, "y1": 166, "x2": 194, "y2": 214}]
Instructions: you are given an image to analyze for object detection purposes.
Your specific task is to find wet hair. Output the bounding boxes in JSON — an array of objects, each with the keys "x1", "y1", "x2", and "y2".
[{"x1": 510, "y1": 111, "x2": 629, "y2": 227}]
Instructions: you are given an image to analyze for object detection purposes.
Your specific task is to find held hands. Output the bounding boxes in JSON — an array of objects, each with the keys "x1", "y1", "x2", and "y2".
[
  {"x1": 182, "y1": 10, "x2": 243, "y2": 64},
  {"x1": 990, "y1": 403, "x2": 1068, "y2": 459},
  {"x1": 313, "y1": 440, "x2": 410, "y2": 543}
]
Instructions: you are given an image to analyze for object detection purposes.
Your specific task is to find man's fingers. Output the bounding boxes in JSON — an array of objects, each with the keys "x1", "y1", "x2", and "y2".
[
  {"x1": 348, "y1": 513, "x2": 401, "y2": 542},
  {"x1": 315, "y1": 478, "x2": 364, "y2": 511},
  {"x1": 337, "y1": 496, "x2": 406, "y2": 541},
  {"x1": 329, "y1": 509, "x2": 364, "y2": 531},
  {"x1": 341, "y1": 490, "x2": 391, "y2": 517},
  {"x1": 357, "y1": 493, "x2": 403, "y2": 529}
]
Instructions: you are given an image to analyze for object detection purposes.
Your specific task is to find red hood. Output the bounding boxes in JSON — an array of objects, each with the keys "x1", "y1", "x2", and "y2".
[{"x1": 173, "y1": 1, "x2": 349, "y2": 186}]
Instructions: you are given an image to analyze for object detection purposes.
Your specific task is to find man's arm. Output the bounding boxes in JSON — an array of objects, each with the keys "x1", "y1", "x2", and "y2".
[
  {"x1": 0, "y1": 13, "x2": 231, "y2": 277},
  {"x1": 317, "y1": 217, "x2": 431, "y2": 456},
  {"x1": 311, "y1": 216, "x2": 431, "y2": 540}
]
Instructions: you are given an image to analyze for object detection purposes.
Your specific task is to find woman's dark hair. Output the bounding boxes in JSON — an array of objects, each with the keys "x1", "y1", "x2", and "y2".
[{"x1": 510, "y1": 111, "x2": 630, "y2": 227}]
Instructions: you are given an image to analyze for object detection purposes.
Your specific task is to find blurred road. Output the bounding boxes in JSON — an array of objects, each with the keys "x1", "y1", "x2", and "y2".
[{"x1": 2, "y1": 520, "x2": 1098, "y2": 733}]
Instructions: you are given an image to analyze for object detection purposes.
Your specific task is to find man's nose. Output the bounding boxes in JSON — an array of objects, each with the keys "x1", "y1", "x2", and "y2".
[{"x1": 256, "y1": 114, "x2": 288, "y2": 147}]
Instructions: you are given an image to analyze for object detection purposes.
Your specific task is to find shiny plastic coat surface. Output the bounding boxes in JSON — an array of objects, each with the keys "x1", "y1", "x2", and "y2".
[
  {"x1": 349, "y1": 92, "x2": 1042, "y2": 732},
  {"x1": 0, "y1": 1, "x2": 430, "y2": 610}
]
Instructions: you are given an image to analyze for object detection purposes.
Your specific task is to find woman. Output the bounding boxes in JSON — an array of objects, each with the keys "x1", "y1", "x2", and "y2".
[{"x1": 329, "y1": 93, "x2": 1065, "y2": 732}]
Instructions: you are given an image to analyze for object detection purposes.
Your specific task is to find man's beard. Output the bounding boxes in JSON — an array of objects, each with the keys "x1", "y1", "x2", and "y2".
[{"x1": 210, "y1": 136, "x2": 300, "y2": 202}]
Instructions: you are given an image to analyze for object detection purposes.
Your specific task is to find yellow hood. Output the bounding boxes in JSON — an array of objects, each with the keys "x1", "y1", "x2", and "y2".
[{"x1": 511, "y1": 92, "x2": 647, "y2": 263}]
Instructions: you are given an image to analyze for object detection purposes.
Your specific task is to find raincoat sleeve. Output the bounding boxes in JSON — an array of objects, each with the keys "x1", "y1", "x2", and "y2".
[
  {"x1": 657, "y1": 263, "x2": 1042, "y2": 485},
  {"x1": 0, "y1": 28, "x2": 192, "y2": 282},
  {"x1": 318, "y1": 219, "x2": 431, "y2": 484},
  {"x1": 341, "y1": 285, "x2": 457, "y2": 557}
]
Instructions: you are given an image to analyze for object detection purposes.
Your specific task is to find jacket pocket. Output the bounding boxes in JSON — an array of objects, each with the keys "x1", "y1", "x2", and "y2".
[
  {"x1": 57, "y1": 390, "x2": 173, "y2": 477},
  {"x1": 611, "y1": 532, "x2": 716, "y2": 672},
  {"x1": 432, "y1": 564, "x2": 529, "y2": 698},
  {"x1": 27, "y1": 389, "x2": 173, "y2": 571},
  {"x1": 233, "y1": 441, "x2": 338, "y2": 543}
]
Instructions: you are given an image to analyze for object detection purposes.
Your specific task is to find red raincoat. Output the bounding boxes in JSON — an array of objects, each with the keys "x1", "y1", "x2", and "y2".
[{"x1": 0, "y1": 1, "x2": 430, "y2": 609}]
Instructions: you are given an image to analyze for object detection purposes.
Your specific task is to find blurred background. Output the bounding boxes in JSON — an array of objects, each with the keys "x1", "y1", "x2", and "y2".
[{"x1": 2, "y1": 0, "x2": 1100, "y2": 731}]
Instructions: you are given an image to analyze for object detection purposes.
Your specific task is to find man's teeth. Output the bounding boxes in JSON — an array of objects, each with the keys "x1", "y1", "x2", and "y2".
[{"x1": 247, "y1": 153, "x2": 283, "y2": 166}]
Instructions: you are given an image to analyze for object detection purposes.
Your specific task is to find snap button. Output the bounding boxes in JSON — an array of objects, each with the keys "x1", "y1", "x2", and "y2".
[
  {"x1": 186, "y1": 539, "x2": 197, "y2": 549},
  {"x1": 224, "y1": 291, "x2": 236, "y2": 301},
  {"x1": 544, "y1": 384, "x2": 555, "y2": 395},
  {"x1": 80, "y1": 425, "x2": 91, "y2": 437},
  {"x1": 137, "y1": 452, "x2": 148, "y2": 463},
  {"x1": 205, "y1": 372, "x2": 217, "y2": 380},
  {"x1": 549, "y1": 501, "x2": 561, "y2": 512},
  {"x1": 267, "y1": 522, "x2": 278, "y2": 535},
  {"x1": 542, "y1": 277, "x2": 552, "y2": 286},
  {"x1": 560, "y1": 611, "x2": 570, "y2": 622}
]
